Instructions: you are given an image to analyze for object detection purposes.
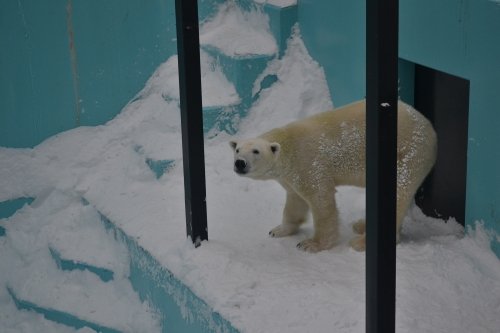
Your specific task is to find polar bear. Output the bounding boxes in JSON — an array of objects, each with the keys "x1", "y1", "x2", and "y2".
[{"x1": 230, "y1": 100, "x2": 437, "y2": 252}]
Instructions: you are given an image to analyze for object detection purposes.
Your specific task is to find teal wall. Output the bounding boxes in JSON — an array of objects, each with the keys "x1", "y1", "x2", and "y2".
[
  {"x1": 298, "y1": 0, "x2": 365, "y2": 107},
  {"x1": 0, "y1": 0, "x2": 177, "y2": 148},
  {"x1": 299, "y1": 0, "x2": 500, "y2": 256}
]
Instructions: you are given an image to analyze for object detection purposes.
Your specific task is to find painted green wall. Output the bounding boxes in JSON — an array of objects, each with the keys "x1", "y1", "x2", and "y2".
[
  {"x1": 461, "y1": 1, "x2": 500, "y2": 255},
  {"x1": 299, "y1": 0, "x2": 500, "y2": 255},
  {"x1": 298, "y1": 0, "x2": 365, "y2": 107},
  {"x1": 0, "y1": 0, "x2": 177, "y2": 148}
]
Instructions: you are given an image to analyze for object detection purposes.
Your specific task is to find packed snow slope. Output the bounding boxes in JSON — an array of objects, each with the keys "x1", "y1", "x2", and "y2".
[{"x1": 1, "y1": 27, "x2": 500, "y2": 333}]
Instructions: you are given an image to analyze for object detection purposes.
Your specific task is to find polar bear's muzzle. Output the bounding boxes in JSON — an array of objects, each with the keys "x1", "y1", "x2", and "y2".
[{"x1": 234, "y1": 159, "x2": 248, "y2": 175}]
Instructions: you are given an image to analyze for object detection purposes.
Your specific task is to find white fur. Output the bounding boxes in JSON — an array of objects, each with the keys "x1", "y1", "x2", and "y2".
[{"x1": 230, "y1": 100, "x2": 437, "y2": 252}]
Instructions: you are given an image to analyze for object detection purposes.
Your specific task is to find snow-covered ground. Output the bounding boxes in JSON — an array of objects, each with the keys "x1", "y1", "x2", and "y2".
[{"x1": 1, "y1": 12, "x2": 500, "y2": 333}]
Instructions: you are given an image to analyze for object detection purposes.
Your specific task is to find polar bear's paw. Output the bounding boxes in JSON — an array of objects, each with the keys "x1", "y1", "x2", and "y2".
[
  {"x1": 349, "y1": 235, "x2": 366, "y2": 252},
  {"x1": 296, "y1": 238, "x2": 335, "y2": 253},
  {"x1": 269, "y1": 224, "x2": 299, "y2": 238},
  {"x1": 352, "y1": 219, "x2": 366, "y2": 235}
]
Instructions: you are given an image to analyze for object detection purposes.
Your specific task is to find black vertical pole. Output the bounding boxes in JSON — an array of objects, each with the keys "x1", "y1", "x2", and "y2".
[
  {"x1": 175, "y1": 0, "x2": 208, "y2": 246},
  {"x1": 366, "y1": 0, "x2": 398, "y2": 332}
]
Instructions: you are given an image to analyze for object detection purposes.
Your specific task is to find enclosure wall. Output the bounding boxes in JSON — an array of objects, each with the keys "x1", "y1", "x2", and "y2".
[
  {"x1": 0, "y1": 0, "x2": 177, "y2": 148},
  {"x1": 299, "y1": 0, "x2": 500, "y2": 256}
]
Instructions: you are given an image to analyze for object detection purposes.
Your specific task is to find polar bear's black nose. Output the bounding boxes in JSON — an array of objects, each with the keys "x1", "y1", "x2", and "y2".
[{"x1": 234, "y1": 159, "x2": 247, "y2": 173}]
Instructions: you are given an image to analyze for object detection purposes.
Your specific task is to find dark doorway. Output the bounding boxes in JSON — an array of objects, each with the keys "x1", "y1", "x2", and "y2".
[{"x1": 411, "y1": 64, "x2": 470, "y2": 225}]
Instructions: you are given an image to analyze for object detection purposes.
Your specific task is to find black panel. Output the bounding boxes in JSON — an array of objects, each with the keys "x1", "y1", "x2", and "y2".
[
  {"x1": 414, "y1": 64, "x2": 469, "y2": 225},
  {"x1": 366, "y1": 0, "x2": 399, "y2": 332},
  {"x1": 175, "y1": 0, "x2": 208, "y2": 245}
]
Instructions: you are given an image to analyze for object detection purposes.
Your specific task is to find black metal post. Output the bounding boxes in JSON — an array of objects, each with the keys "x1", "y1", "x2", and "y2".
[
  {"x1": 366, "y1": 0, "x2": 399, "y2": 332},
  {"x1": 175, "y1": 0, "x2": 208, "y2": 246}
]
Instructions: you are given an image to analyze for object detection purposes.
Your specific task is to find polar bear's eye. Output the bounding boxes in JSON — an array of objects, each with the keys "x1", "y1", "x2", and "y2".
[
  {"x1": 253, "y1": 149, "x2": 260, "y2": 155},
  {"x1": 236, "y1": 149, "x2": 240, "y2": 154}
]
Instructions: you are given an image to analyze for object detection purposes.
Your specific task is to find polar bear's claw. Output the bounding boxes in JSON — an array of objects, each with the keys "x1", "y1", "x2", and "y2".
[
  {"x1": 296, "y1": 238, "x2": 333, "y2": 253},
  {"x1": 269, "y1": 224, "x2": 298, "y2": 238}
]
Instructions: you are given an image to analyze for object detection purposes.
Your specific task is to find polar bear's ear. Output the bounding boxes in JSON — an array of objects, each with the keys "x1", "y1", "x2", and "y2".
[
  {"x1": 270, "y1": 142, "x2": 280, "y2": 154},
  {"x1": 229, "y1": 140, "x2": 238, "y2": 151}
]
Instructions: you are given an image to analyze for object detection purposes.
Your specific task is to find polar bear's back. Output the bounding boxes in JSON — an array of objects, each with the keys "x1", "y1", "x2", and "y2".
[{"x1": 260, "y1": 99, "x2": 437, "y2": 188}]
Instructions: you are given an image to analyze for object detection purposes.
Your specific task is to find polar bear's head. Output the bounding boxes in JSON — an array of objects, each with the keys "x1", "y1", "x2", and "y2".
[{"x1": 229, "y1": 138, "x2": 281, "y2": 180}]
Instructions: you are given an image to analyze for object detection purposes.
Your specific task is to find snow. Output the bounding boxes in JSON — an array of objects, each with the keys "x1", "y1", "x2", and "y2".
[
  {"x1": 1, "y1": 18, "x2": 500, "y2": 333},
  {"x1": 246, "y1": 25, "x2": 333, "y2": 136},
  {"x1": 200, "y1": 2, "x2": 278, "y2": 57},
  {"x1": 142, "y1": 51, "x2": 240, "y2": 108},
  {"x1": 0, "y1": 190, "x2": 160, "y2": 332},
  {"x1": 253, "y1": 0, "x2": 297, "y2": 7},
  {"x1": 0, "y1": 287, "x2": 96, "y2": 333}
]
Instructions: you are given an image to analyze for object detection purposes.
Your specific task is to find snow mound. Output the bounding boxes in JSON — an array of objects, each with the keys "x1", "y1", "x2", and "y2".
[
  {"x1": 253, "y1": 0, "x2": 297, "y2": 7},
  {"x1": 0, "y1": 191, "x2": 160, "y2": 332},
  {"x1": 139, "y1": 51, "x2": 240, "y2": 108},
  {"x1": 200, "y1": 2, "x2": 278, "y2": 57},
  {"x1": 240, "y1": 25, "x2": 333, "y2": 137}
]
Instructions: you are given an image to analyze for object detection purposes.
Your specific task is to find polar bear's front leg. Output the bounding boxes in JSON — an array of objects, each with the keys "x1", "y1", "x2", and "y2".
[
  {"x1": 269, "y1": 190, "x2": 309, "y2": 237},
  {"x1": 297, "y1": 194, "x2": 339, "y2": 252}
]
